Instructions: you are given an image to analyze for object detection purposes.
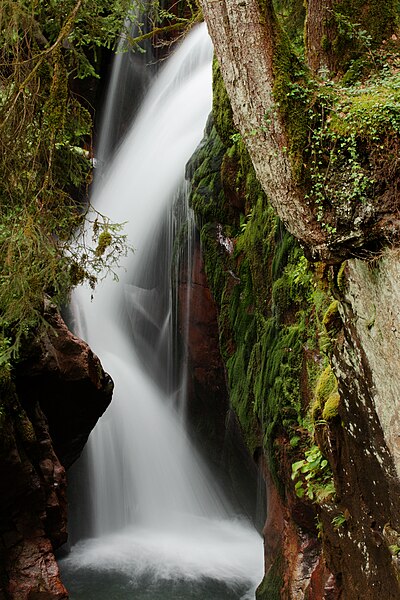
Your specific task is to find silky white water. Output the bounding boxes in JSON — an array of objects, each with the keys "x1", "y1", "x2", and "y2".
[{"x1": 61, "y1": 24, "x2": 263, "y2": 599}]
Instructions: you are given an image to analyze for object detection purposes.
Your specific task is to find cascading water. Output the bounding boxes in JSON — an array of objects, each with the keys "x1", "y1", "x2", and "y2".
[{"x1": 60, "y1": 24, "x2": 264, "y2": 600}]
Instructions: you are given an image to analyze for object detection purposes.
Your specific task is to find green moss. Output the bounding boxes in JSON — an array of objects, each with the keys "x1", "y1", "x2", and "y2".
[
  {"x1": 321, "y1": 34, "x2": 331, "y2": 53},
  {"x1": 199, "y1": 224, "x2": 228, "y2": 306},
  {"x1": 329, "y1": 72, "x2": 400, "y2": 139},
  {"x1": 337, "y1": 261, "x2": 348, "y2": 294},
  {"x1": 320, "y1": 300, "x2": 342, "y2": 355},
  {"x1": 313, "y1": 365, "x2": 340, "y2": 422},
  {"x1": 272, "y1": 0, "x2": 306, "y2": 50},
  {"x1": 323, "y1": 300, "x2": 341, "y2": 334},
  {"x1": 271, "y1": 228, "x2": 295, "y2": 280},
  {"x1": 271, "y1": 30, "x2": 312, "y2": 181},
  {"x1": 322, "y1": 391, "x2": 340, "y2": 421},
  {"x1": 315, "y1": 366, "x2": 336, "y2": 403},
  {"x1": 271, "y1": 277, "x2": 291, "y2": 323},
  {"x1": 95, "y1": 230, "x2": 112, "y2": 257},
  {"x1": 212, "y1": 58, "x2": 236, "y2": 146},
  {"x1": 188, "y1": 123, "x2": 228, "y2": 226},
  {"x1": 201, "y1": 195, "x2": 330, "y2": 491},
  {"x1": 256, "y1": 552, "x2": 284, "y2": 600}
]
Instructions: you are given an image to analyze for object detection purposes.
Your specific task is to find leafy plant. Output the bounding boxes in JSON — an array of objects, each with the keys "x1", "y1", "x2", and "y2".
[
  {"x1": 301, "y1": 43, "x2": 400, "y2": 235},
  {"x1": 332, "y1": 512, "x2": 346, "y2": 530},
  {"x1": 292, "y1": 444, "x2": 335, "y2": 502},
  {"x1": 239, "y1": 209, "x2": 253, "y2": 233},
  {"x1": 389, "y1": 544, "x2": 400, "y2": 556},
  {"x1": 0, "y1": 0, "x2": 140, "y2": 362}
]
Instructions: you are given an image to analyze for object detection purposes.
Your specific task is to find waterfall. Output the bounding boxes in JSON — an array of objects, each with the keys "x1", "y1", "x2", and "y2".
[{"x1": 60, "y1": 24, "x2": 263, "y2": 599}]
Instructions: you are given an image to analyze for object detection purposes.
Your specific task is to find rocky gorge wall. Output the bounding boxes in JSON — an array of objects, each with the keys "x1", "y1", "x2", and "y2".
[
  {"x1": 0, "y1": 304, "x2": 112, "y2": 600},
  {"x1": 187, "y1": 62, "x2": 400, "y2": 599},
  {"x1": 2, "y1": 29, "x2": 399, "y2": 600}
]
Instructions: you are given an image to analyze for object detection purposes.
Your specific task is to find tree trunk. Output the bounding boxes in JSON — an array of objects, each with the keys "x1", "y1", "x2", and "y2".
[
  {"x1": 305, "y1": 0, "x2": 398, "y2": 75},
  {"x1": 305, "y1": 0, "x2": 338, "y2": 73},
  {"x1": 200, "y1": 0, "x2": 330, "y2": 260}
]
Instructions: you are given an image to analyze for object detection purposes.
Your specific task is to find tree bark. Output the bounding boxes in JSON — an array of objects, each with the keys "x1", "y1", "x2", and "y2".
[
  {"x1": 305, "y1": 0, "x2": 338, "y2": 73},
  {"x1": 305, "y1": 0, "x2": 398, "y2": 75}
]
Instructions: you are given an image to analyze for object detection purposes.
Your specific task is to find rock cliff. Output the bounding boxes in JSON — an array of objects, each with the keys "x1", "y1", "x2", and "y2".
[
  {"x1": 0, "y1": 305, "x2": 112, "y2": 599},
  {"x1": 188, "y1": 56, "x2": 400, "y2": 596}
]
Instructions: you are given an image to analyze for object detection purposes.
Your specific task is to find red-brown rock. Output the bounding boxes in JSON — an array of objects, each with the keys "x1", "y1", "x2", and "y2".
[{"x1": 0, "y1": 304, "x2": 113, "y2": 599}]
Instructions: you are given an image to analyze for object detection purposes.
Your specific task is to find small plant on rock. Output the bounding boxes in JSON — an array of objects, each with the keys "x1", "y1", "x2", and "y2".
[{"x1": 292, "y1": 444, "x2": 335, "y2": 502}]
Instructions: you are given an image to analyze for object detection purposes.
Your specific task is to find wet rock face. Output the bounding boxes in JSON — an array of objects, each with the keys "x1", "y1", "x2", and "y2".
[
  {"x1": 256, "y1": 455, "x2": 341, "y2": 600},
  {"x1": 178, "y1": 234, "x2": 229, "y2": 439},
  {"x1": 0, "y1": 384, "x2": 69, "y2": 600},
  {"x1": 187, "y1": 81, "x2": 400, "y2": 595},
  {"x1": 0, "y1": 305, "x2": 113, "y2": 599},
  {"x1": 178, "y1": 233, "x2": 260, "y2": 521},
  {"x1": 16, "y1": 303, "x2": 113, "y2": 469},
  {"x1": 318, "y1": 254, "x2": 400, "y2": 599}
]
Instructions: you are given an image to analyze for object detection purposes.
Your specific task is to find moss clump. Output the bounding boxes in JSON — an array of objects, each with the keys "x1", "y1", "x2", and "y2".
[
  {"x1": 95, "y1": 230, "x2": 113, "y2": 257},
  {"x1": 256, "y1": 552, "x2": 284, "y2": 600},
  {"x1": 322, "y1": 391, "x2": 340, "y2": 421},
  {"x1": 212, "y1": 58, "x2": 237, "y2": 147},
  {"x1": 323, "y1": 300, "x2": 341, "y2": 335},
  {"x1": 337, "y1": 261, "x2": 348, "y2": 294},
  {"x1": 329, "y1": 72, "x2": 400, "y2": 139},
  {"x1": 16, "y1": 410, "x2": 37, "y2": 445},
  {"x1": 313, "y1": 365, "x2": 340, "y2": 422}
]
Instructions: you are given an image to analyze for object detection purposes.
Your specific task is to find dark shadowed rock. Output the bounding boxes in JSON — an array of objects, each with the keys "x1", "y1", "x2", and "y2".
[
  {"x1": 0, "y1": 304, "x2": 113, "y2": 599},
  {"x1": 16, "y1": 302, "x2": 113, "y2": 469},
  {"x1": 178, "y1": 233, "x2": 261, "y2": 522}
]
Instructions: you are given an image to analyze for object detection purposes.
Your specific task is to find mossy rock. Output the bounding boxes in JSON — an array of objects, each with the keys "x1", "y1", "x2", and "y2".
[
  {"x1": 189, "y1": 87, "x2": 334, "y2": 505},
  {"x1": 322, "y1": 390, "x2": 340, "y2": 421},
  {"x1": 212, "y1": 58, "x2": 236, "y2": 146},
  {"x1": 272, "y1": 277, "x2": 291, "y2": 323},
  {"x1": 322, "y1": 300, "x2": 342, "y2": 337},
  {"x1": 256, "y1": 552, "x2": 284, "y2": 600},
  {"x1": 313, "y1": 365, "x2": 340, "y2": 422}
]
